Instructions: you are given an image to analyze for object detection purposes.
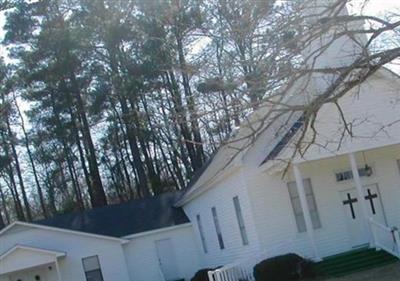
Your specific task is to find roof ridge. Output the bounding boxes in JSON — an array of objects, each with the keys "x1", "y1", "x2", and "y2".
[{"x1": 35, "y1": 191, "x2": 182, "y2": 224}]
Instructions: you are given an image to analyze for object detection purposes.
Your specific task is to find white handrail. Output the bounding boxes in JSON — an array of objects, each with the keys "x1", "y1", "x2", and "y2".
[
  {"x1": 369, "y1": 218, "x2": 400, "y2": 258},
  {"x1": 158, "y1": 266, "x2": 166, "y2": 281},
  {"x1": 209, "y1": 220, "x2": 400, "y2": 281},
  {"x1": 208, "y1": 240, "x2": 296, "y2": 281},
  {"x1": 208, "y1": 261, "x2": 254, "y2": 281}
]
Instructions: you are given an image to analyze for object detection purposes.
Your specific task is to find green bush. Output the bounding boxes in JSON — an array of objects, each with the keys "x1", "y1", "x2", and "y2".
[
  {"x1": 253, "y1": 253, "x2": 317, "y2": 281},
  {"x1": 190, "y1": 268, "x2": 217, "y2": 281}
]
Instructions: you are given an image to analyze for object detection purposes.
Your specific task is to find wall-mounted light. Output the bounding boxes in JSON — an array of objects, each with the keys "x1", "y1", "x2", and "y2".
[
  {"x1": 364, "y1": 164, "x2": 373, "y2": 177},
  {"x1": 362, "y1": 152, "x2": 373, "y2": 177}
]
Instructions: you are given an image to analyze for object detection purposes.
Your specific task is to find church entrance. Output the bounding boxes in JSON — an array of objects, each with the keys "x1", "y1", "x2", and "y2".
[{"x1": 340, "y1": 184, "x2": 387, "y2": 248}]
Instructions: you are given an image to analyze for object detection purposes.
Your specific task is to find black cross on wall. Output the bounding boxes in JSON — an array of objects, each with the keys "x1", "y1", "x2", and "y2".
[
  {"x1": 343, "y1": 193, "x2": 358, "y2": 219},
  {"x1": 364, "y1": 188, "x2": 378, "y2": 215}
]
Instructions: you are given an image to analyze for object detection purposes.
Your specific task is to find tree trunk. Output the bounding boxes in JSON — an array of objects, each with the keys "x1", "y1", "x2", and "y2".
[
  {"x1": 112, "y1": 122, "x2": 134, "y2": 198},
  {"x1": 175, "y1": 32, "x2": 205, "y2": 169},
  {"x1": 14, "y1": 98, "x2": 48, "y2": 218},
  {"x1": 6, "y1": 118, "x2": 32, "y2": 221},
  {"x1": 71, "y1": 79, "x2": 107, "y2": 207},
  {"x1": 0, "y1": 183, "x2": 10, "y2": 224},
  {"x1": 0, "y1": 129, "x2": 25, "y2": 221},
  {"x1": 4, "y1": 167, "x2": 25, "y2": 221},
  {"x1": 74, "y1": 122, "x2": 93, "y2": 199},
  {"x1": 57, "y1": 161, "x2": 70, "y2": 200},
  {"x1": 159, "y1": 89, "x2": 191, "y2": 182},
  {"x1": 105, "y1": 41, "x2": 149, "y2": 198},
  {"x1": 118, "y1": 97, "x2": 150, "y2": 197},
  {"x1": 164, "y1": 71, "x2": 197, "y2": 173},
  {"x1": 128, "y1": 98, "x2": 162, "y2": 192},
  {"x1": 48, "y1": 91, "x2": 85, "y2": 210},
  {"x1": 0, "y1": 206, "x2": 5, "y2": 229},
  {"x1": 103, "y1": 153, "x2": 126, "y2": 202},
  {"x1": 43, "y1": 162, "x2": 58, "y2": 216},
  {"x1": 141, "y1": 95, "x2": 183, "y2": 188},
  {"x1": 215, "y1": 40, "x2": 233, "y2": 135},
  {"x1": 69, "y1": 108, "x2": 91, "y2": 210}
]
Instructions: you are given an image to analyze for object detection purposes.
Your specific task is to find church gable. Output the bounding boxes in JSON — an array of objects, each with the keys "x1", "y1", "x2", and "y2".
[
  {"x1": 255, "y1": 68, "x2": 400, "y2": 169},
  {"x1": 298, "y1": 68, "x2": 400, "y2": 161},
  {"x1": 0, "y1": 223, "x2": 32, "y2": 237}
]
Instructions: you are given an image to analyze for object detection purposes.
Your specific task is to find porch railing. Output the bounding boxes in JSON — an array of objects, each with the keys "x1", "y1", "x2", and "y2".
[
  {"x1": 208, "y1": 240, "x2": 295, "y2": 281},
  {"x1": 208, "y1": 220, "x2": 400, "y2": 281},
  {"x1": 207, "y1": 262, "x2": 254, "y2": 281},
  {"x1": 369, "y1": 218, "x2": 400, "y2": 258}
]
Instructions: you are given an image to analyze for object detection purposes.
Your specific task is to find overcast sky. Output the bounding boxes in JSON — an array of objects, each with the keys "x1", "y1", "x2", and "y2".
[{"x1": 353, "y1": 0, "x2": 399, "y2": 14}]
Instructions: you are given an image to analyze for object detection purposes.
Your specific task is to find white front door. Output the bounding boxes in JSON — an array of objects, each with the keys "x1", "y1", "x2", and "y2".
[
  {"x1": 340, "y1": 188, "x2": 368, "y2": 247},
  {"x1": 155, "y1": 239, "x2": 180, "y2": 281},
  {"x1": 363, "y1": 184, "x2": 387, "y2": 224},
  {"x1": 340, "y1": 184, "x2": 387, "y2": 248}
]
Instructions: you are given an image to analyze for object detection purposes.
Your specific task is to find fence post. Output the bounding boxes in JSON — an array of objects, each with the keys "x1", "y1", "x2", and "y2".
[
  {"x1": 369, "y1": 218, "x2": 378, "y2": 249},
  {"x1": 208, "y1": 270, "x2": 215, "y2": 281},
  {"x1": 207, "y1": 259, "x2": 257, "y2": 281},
  {"x1": 219, "y1": 270, "x2": 225, "y2": 281}
]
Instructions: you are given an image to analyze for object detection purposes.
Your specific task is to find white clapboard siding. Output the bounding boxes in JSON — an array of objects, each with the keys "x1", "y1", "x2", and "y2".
[
  {"x1": 123, "y1": 224, "x2": 202, "y2": 281},
  {"x1": 0, "y1": 227, "x2": 131, "y2": 281},
  {"x1": 0, "y1": 223, "x2": 202, "y2": 281},
  {"x1": 245, "y1": 144, "x2": 400, "y2": 259},
  {"x1": 183, "y1": 169, "x2": 262, "y2": 268}
]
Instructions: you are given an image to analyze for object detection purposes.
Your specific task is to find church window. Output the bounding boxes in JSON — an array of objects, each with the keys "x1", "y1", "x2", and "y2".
[
  {"x1": 211, "y1": 207, "x2": 225, "y2": 250},
  {"x1": 196, "y1": 214, "x2": 208, "y2": 253},
  {"x1": 233, "y1": 196, "x2": 249, "y2": 245},
  {"x1": 335, "y1": 166, "x2": 373, "y2": 182},
  {"x1": 287, "y1": 179, "x2": 322, "y2": 233}
]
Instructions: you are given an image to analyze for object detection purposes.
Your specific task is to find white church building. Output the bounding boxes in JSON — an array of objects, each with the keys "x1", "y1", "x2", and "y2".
[{"x1": 1, "y1": 1, "x2": 400, "y2": 281}]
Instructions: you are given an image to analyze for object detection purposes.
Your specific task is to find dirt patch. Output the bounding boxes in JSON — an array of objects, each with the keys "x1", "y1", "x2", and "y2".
[{"x1": 322, "y1": 262, "x2": 400, "y2": 281}]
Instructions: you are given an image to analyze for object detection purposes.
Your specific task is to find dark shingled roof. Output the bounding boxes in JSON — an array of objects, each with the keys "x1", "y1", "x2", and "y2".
[{"x1": 34, "y1": 192, "x2": 190, "y2": 238}]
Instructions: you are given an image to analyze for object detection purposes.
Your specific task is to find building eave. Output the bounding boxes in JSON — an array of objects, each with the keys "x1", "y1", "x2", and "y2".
[
  {"x1": 175, "y1": 164, "x2": 243, "y2": 207},
  {"x1": 0, "y1": 245, "x2": 66, "y2": 261},
  {"x1": 0, "y1": 221, "x2": 129, "y2": 244},
  {"x1": 122, "y1": 223, "x2": 192, "y2": 239}
]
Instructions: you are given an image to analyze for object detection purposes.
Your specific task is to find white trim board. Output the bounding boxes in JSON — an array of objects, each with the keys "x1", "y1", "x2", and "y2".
[
  {"x1": 122, "y1": 223, "x2": 192, "y2": 239},
  {"x1": 0, "y1": 222, "x2": 129, "y2": 244},
  {"x1": 175, "y1": 165, "x2": 242, "y2": 206},
  {"x1": 0, "y1": 245, "x2": 66, "y2": 261}
]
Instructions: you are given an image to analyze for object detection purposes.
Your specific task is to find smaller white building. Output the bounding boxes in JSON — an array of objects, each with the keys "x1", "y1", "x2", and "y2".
[{"x1": 0, "y1": 192, "x2": 202, "y2": 281}]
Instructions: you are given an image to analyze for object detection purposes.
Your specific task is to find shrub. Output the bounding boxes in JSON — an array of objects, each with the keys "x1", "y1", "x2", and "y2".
[
  {"x1": 190, "y1": 268, "x2": 217, "y2": 281},
  {"x1": 253, "y1": 253, "x2": 317, "y2": 281}
]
